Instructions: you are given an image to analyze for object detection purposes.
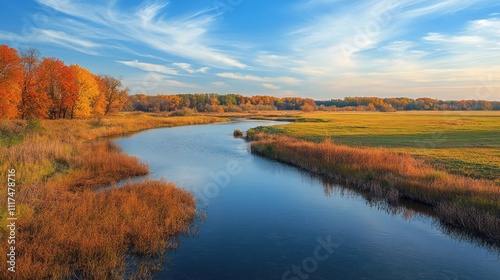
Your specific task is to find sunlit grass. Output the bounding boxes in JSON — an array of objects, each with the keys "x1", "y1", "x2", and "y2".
[{"x1": 253, "y1": 111, "x2": 500, "y2": 181}]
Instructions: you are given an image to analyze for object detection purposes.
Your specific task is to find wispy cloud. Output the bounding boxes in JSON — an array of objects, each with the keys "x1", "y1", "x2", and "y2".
[
  {"x1": 116, "y1": 60, "x2": 178, "y2": 75},
  {"x1": 4, "y1": 0, "x2": 498, "y2": 99},
  {"x1": 421, "y1": 17, "x2": 500, "y2": 67},
  {"x1": 217, "y1": 72, "x2": 301, "y2": 85},
  {"x1": 263, "y1": 83, "x2": 281, "y2": 90},
  {"x1": 272, "y1": 0, "x2": 500, "y2": 99},
  {"x1": 173, "y1": 63, "x2": 210, "y2": 74},
  {"x1": 123, "y1": 72, "x2": 199, "y2": 94},
  {"x1": 287, "y1": 0, "x2": 499, "y2": 71},
  {"x1": 34, "y1": 0, "x2": 246, "y2": 69},
  {"x1": 212, "y1": 81, "x2": 228, "y2": 87},
  {"x1": 0, "y1": 28, "x2": 100, "y2": 55}
]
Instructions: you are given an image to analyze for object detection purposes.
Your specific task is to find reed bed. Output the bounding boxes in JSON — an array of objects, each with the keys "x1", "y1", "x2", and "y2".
[
  {"x1": 250, "y1": 133, "x2": 500, "y2": 240},
  {"x1": 0, "y1": 113, "x2": 224, "y2": 279}
]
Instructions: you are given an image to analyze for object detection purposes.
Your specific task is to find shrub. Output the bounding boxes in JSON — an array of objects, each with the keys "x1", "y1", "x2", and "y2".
[
  {"x1": 88, "y1": 117, "x2": 105, "y2": 127},
  {"x1": 300, "y1": 103, "x2": 315, "y2": 112},
  {"x1": 233, "y1": 129, "x2": 243, "y2": 138},
  {"x1": 225, "y1": 105, "x2": 243, "y2": 112},
  {"x1": 25, "y1": 116, "x2": 45, "y2": 134},
  {"x1": 170, "y1": 108, "x2": 197, "y2": 116}
]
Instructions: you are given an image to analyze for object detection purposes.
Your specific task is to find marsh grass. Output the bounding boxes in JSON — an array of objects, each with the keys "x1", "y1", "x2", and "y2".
[
  {"x1": 250, "y1": 133, "x2": 500, "y2": 240},
  {"x1": 13, "y1": 180, "x2": 195, "y2": 279},
  {"x1": 251, "y1": 111, "x2": 500, "y2": 181},
  {"x1": 0, "y1": 113, "x2": 224, "y2": 279}
]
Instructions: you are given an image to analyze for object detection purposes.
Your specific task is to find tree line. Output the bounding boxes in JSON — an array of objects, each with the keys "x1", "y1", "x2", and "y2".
[
  {"x1": 0, "y1": 44, "x2": 129, "y2": 119},
  {"x1": 128, "y1": 93, "x2": 318, "y2": 113},
  {"x1": 129, "y1": 94, "x2": 500, "y2": 113},
  {"x1": 316, "y1": 97, "x2": 500, "y2": 112}
]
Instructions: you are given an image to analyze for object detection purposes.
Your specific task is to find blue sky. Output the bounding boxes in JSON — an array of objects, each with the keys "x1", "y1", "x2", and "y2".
[{"x1": 1, "y1": 0, "x2": 499, "y2": 100}]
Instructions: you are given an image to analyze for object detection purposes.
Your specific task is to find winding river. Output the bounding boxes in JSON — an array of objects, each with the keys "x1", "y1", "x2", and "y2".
[{"x1": 113, "y1": 120, "x2": 500, "y2": 280}]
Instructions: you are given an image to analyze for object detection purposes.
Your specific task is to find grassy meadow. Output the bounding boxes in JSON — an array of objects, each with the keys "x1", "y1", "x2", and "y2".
[
  {"x1": 251, "y1": 111, "x2": 500, "y2": 182},
  {"x1": 248, "y1": 111, "x2": 500, "y2": 240},
  {"x1": 0, "y1": 113, "x2": 225, "y2": 279}
]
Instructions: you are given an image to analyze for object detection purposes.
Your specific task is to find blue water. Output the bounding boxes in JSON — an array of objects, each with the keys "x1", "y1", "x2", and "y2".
[{"x1": 113, "y1": 120, "x2": 500, "y2": 280}]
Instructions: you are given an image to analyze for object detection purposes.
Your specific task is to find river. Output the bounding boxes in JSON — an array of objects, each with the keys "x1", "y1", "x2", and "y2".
[{"x1": 112, "y1": 119, "x2": 500, "y2": 280}]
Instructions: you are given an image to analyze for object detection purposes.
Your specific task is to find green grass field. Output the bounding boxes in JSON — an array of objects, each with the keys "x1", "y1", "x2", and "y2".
[{"x1": 254, "y1": 111, "x2": 500, "y2": 182}]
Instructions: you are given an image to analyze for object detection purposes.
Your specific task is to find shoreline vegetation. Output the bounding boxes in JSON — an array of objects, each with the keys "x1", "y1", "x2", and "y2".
[
  {"x1": 247, "y1": 111, "x2": 500, "y2": 242},
  {"x1": 0, "y1": 113, "x2": 225, "y2": 279},
  {"x1": 1, "y1": 109, "x2": 499, "y2": 277}
]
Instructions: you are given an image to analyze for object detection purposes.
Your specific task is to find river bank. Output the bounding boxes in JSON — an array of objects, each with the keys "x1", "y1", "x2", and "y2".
[
  {"x1": 0, "y1": 113, "x2": 225, "y2": 279},
  {"x1": 248, "y1": 132, "x2": 500, "y2": 242}
]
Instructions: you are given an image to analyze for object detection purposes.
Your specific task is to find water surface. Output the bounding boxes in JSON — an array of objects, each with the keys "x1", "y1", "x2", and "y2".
[{"x1": 113, "y1": 120, "x2": 500, "y2": 280}]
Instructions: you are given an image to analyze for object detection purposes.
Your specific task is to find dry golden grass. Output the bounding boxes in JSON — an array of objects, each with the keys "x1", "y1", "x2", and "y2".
[
  {"x1": 13, "y1": 181, "x2": 195, "y2": 279},
  {"x1": 250, "y1": 133, "x2": 500, "y2": 240},
  {"x1": 251, "y1": 111, "x2": 500, "y2": 181},
  {"x1": 0, "y1": 113, "x2": 225, "y2": 279}
]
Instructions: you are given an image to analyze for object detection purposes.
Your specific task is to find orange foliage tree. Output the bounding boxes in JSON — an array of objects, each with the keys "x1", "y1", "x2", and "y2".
[
  {"x1": 98, "y1": 75, "x2": 129, "y2": 114},
  {"x1": 72, "y1": 64, "x2": 100, "y2": 118},
  {"x1": 38, "y1": 57, "x2": 78, "y2": 119},
  {"x1": 0, "y1": 44, "x2": 22, "y2": 119},
  {"x1": 19, "y1": 48, "x2": 49, "y2": 119},
  {"x1": 92, "y1": 74, "x2": 108, "y2": 117},
  {"x1": 0, "y1": 44, "x2": 129, "y2": 120}
]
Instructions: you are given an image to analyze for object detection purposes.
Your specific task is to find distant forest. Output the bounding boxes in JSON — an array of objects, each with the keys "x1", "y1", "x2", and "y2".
[{"x1": 129, "y1": 94, "x2": 500, "y2": 113}]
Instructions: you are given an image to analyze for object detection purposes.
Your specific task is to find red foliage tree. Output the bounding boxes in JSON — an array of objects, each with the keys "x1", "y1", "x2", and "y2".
[
  {"x1": 0, "y1": 45, "x2": 22, "y2": 119},
  {"x1": 18, "y1": 48, "x2": 50, "y2": 119},
  {"x1": 38, "y1": 57, "x2": 78, "y2": 119}
]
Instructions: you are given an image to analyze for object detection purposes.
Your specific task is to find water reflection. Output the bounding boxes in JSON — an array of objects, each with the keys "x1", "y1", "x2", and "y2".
[{"x1": 295, "y1": 168, "x2": 500, "y2": 258}]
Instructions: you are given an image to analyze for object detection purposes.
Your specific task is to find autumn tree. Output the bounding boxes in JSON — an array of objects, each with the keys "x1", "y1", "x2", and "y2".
[
  {"x1": 38, "y1": 57, "x2": 78, "y2": 119},
  {"x1": 98, "y1": 75, "x2": 128, "y2": 114},
  {"x1": 18, "y1": 48, "x2": 49, "y2": 119},
  {"x1": 301, "y1": 98, "x2": 317, "y2": 112},
  {"x1": 72, "y1": 64, "x2": 99, "y2": 118},
  {"x1": 117, "y1": 87, "x2": 131, "y2": 111},
  {"x1": 92, "y1": 74, "x2": 108, "y2": 117},
  {"x1": 0, "y1": 45, "x2": 22, "y2": 119}
]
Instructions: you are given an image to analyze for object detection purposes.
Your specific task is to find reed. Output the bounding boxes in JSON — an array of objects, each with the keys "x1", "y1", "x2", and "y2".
[
  {"x1": 250, "y1": 133, "x2": 500, "y2": 240},
  {"x1": 11, "y1": 181, "x2": 195, "y2": 279},
  {"x1": 0, "y1": 113, "x2": 224, "y2": 279}
]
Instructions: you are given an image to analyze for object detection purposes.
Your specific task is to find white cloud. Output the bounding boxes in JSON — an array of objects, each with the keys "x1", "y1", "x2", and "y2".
[
  {"x1": 212, "y1": 81, "x2": 228, "y2": 87},
  {"x1": 173, "y1": 62, "x2": 210, "y2": 74},
  {"x1": 0, "y1": 29, "x2": 100, "y2": 55},
  {"x1": 34, "y1": 0, "x2": 246, "y2": 69},
  {"x1": 217, "y1": 72, "x2": 300, "y2": 85},
  {"x1": 424, "y1": 33, "x2": 484, "y2": 43},
  {"x1": 278, "y1": 0, "x2": 500, "y2": 99},
  {"x1": 217, "y1": 72, "x2": 264, "y2": 82},
  {"x1": 288, "y1": 0, "x2": 499, "y2": 74},
  {"x1": 123, "y1": 72, "x2": 200, "y2": 95},
  {"x1": 254, "y1": 53, "x2": 303, "y2": 69},
  {"x1": 116, "y1": 60, "x2": 178, "y2": 75},
  {"x1": 263, "y1": 83, "x2": 281, "y2": 90},
  {"x1": 419, "y1": 17, "x2": 500, "y2": 68}
]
